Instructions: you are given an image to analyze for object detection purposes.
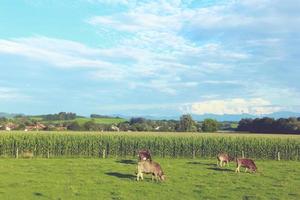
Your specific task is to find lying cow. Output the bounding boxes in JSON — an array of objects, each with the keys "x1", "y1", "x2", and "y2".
[
  {"x1": 217, "y1": 152, "x2": 234, "y2": 167},
  {"x1": 136, "y1": 160, "x2": 165, "y2": 181},
  {"x1": 21, "y1": 150, "x2": 34, "y2": 159},
  {"x1": 235, "y1": 158, "x2": 257, "y2": 173},
  {"x1": 138, "y1": 149, "x2": 152, "y2": 161}
]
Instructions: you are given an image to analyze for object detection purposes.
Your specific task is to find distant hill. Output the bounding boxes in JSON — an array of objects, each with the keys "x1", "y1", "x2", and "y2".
[
  {"x1": 119, "y1": 111, "x2": 300, "y2": 122},
  {"x1": 193, "y1": 112, "x2": 300, "y2": 121},
  {"x1": 266, "y1": 111, "x2": 300, "y2": 119},
  {"x1": 1, "y1": 111, "x2": 299, "y2": 122},
  {"x1": 0, "y1": 112, "x2": 23, "y2": 118}
]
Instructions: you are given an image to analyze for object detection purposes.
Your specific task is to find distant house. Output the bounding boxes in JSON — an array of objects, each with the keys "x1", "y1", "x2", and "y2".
[
  {"x1": 111, "y1": 125, "x2": 120, "y2": 132},
  {"x1": 25, "y1": 123, "x2": 47, "y2": 131},
  {"x1": 5, "y1": 123, "x2": 16, "y2": 131},
  {"x1": 55, "y1": 126, "x2": 67, "y2": 131}
]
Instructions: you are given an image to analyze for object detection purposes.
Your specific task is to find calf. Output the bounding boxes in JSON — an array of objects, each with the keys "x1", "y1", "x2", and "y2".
[
  {"x1": 136, "y1": 160, "x2": 165, "y2": 181},
  {"x1": 235, "y1": 158, "x2": 257, "y2": 173},
  {"x1": 217, "y1": 153, "x2": 234, "y2": 167},
  {"x1": 22, "y1": 150, "x2": 34, "y2": 159},
  {"x1": 138, "y1": 149, "x2": 152, "y2": 161}
]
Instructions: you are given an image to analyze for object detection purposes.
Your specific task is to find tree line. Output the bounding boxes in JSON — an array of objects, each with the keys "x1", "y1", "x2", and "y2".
[
  {"x1": 0, "y1": 114, "x2": 220, "y2": 132},
  {"x1": 237, "y1": 117, "x2": 300, "y2": 134},
  {"x1": 69, "y1": 115, "x2": 219, "y2": 132},
  {"x1": 40, "y1": 112, "x2": 77, "y2": 121},
  {"x1": 2, "y1": 112, "x2": 299, "y2": 134}
]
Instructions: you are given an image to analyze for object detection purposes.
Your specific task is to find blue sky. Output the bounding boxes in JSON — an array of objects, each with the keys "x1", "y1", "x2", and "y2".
[{"x1": 0, "y1": 0, "x2": 300, "y2": 116}]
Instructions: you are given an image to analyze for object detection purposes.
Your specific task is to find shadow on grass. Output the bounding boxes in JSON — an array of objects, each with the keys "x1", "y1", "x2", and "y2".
[
  {"x1": 207, "y1": 167, "x2": 234, "y2": 172},
  {"x1": 187, "y1": 161, "x2": 216, "y2": 167},
  {"x1": 115, "y1": 159, "x2": 137, "y2": 165},
  {"x1": 33, "y1": 192, "x2": 43, "y2": 196},
  {"x1": 105, "y1": 172, "x2": 136, "y2": 180}
]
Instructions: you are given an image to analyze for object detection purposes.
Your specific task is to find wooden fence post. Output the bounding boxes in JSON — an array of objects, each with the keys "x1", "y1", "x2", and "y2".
[
  {"x1": 102, "y1": 149, "x2": 106, "y2": 159},
  {"x1": 277, "y1": 152, "x2": 281, "y2": 161},
  {"x1": 242, "y1": 150, "x2": 245, "y2": 158},
  {"x1": 16, "y1": 148, "x2": 18, "y2": 159}
]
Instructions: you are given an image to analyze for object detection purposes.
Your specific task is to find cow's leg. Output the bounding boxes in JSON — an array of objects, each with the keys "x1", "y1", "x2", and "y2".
[
  {"x1": 227, "y1": 161, "x2": 229, "y2": 167},
  {"x1": 141, "y1": 173, "x2": 144, "y2": 180},
  {"x1": 245, "y1": 168, "x2": 248, "y2": 173},
  {"x1": 235, "y1": 165, "x2": 240, "y2": 173},
  {"x1": 136, "y1": 173, "x2": 140, "y2": 181}
]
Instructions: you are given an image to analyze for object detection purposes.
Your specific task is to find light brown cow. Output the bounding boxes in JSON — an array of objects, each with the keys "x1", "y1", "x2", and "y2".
[
  {"x1": 136, "y1": 160, "x2": 165, "y2": 181},
  {"x1": 21, "y1": 150, "x2": 34, "y2": 159},
  {"x1": 217, "y1": 153, "x2": 234, "y2": 167}
]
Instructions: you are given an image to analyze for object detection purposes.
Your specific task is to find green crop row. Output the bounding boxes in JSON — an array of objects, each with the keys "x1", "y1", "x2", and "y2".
[{"x1": 0, "y1": 132, "x2": 299, "y2": 160}]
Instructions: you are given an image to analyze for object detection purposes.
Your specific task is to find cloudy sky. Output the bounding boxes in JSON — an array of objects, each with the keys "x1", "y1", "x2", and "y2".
[{"x1": 0, "y1": 0, "x2": 299, "y2": 116}]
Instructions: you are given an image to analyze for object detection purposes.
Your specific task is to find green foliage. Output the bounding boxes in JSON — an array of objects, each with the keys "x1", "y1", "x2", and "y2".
[
  {"x1": 237, "y1": 117, "x2": 300, "y2": 134},
  {"x1": 42, "y1": 112, "x2": 77, "y2": 121},
  {"x1": 67, "y1": 121, "x2": 81, "y2": 131},
  {"x1": 178, "y1": 114, "x2": 197, "y2": 132},
  {"x1": 202, "y1": 119, "x2": 219, "y2": 132},
  {"x1": 0, "y1": 132, "x2": 299, "y2": 160}
]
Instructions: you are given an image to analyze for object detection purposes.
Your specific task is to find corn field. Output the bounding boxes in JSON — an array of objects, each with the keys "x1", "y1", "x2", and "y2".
[{"x1": 0, "y1": 132, "x2": 299, "y2": 160}]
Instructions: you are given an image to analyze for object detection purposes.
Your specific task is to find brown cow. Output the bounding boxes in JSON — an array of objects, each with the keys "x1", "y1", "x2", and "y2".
[
  {"x1": 235, "y1": 158, "x2": 257, "y2": 173},
  {"x1": 217, "y1": 153, "x2": 234, "y2": 167},
  {"x1": 136, "y1": 160, "x2": 165, "y2": 181},
  {"x1": 138, "y1": 149, "x2": 152, "y2": 161}
]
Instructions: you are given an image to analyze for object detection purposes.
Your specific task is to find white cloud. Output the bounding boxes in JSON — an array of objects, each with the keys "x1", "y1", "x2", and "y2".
[
  {"x1": 86, "y1": 0, "x2": 129, "y2": 5},
  {"x1": 0, "y1": 87, "x2": 29, "y2": 100},
  {"x1": 130, "y1": 80, "x2": 198, "y2": 95},
  {"x1": 0, "y1": 37, "x2": 115, "y2": 69},
  {"x1": 188, "y1": 98, "x2": 282, "y2": 115}
]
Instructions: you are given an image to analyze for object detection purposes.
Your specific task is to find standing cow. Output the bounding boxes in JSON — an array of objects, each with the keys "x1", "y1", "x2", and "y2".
[
  {"x1": 235, "y1": 158, "x2": 257, "y2": 173},
  {"x1": 217, "y1": 153, "x2": 234, "y2": 167},
  {"x1": 136, "y1": 160, "x2": 165, "y2": 181}
]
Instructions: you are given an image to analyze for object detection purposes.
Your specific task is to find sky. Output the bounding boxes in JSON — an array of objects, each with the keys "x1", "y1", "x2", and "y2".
[{"x1": 0, "y1": 0, "x2": 300, "y2": 117}]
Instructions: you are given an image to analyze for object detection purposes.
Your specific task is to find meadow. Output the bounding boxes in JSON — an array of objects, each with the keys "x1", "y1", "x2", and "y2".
[{"x1": 0, "y1": 158, "x2": 299, "y2": 200}]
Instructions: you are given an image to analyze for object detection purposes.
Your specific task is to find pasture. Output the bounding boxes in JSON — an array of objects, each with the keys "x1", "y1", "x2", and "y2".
[{"x1": 0, "y1": 158, "x2": 299, "y2": 200}]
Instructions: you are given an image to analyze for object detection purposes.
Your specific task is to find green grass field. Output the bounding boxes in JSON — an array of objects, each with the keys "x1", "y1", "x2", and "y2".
[{"x1": 0, "y1": 158, "x2": 299, "y2": 200}]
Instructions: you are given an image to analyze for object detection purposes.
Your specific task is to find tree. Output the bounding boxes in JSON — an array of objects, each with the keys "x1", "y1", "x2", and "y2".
[
  {"x1": 83, "y1": 120, "x2": 98, "y2": 131},
  {"x1": 237, "y1": 118, "x2": 253, "y2": 131},
  {"x1": 129, "y1": 117, "x2": 146, "y2": 124},
  {"x1": 177, "y1": 114, "x2": 196, "y2": 132},
  {"x1": 118, "y1": 122, "x2": 130, "y2": 131},
  {"x1": 202, "y1": 119, "x2": 219, "y2": 132},
  {"x1": 67, "y1": 121, "x2": 81, "y2": 131}
]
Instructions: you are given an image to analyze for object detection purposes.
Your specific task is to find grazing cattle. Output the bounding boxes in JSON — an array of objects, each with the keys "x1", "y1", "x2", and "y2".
[
  {"x1": 217, "y1": 153, "x2": 234, "y2": 167},
  {"x1": 138, "y1": 149, "x2": 152, "y2": 161},
  {"x1": 235, "y1": 158, "x2": 257, "y2": 173},
  {"x1": 136, "y1": 160, "x2": 165, "y2": 181},
  {"x1": 22, "y1": 150, "x2": 34, "y2": 159}
]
